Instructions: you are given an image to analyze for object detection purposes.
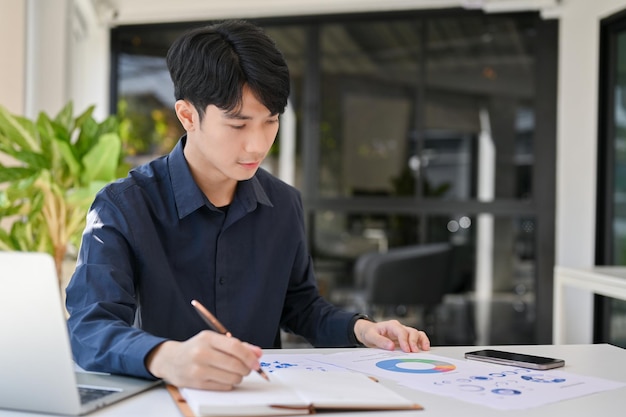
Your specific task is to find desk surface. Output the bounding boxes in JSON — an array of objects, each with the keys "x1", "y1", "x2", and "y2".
[{"x1": 2, "y1": 344, "x2": 625, "y2": 417}]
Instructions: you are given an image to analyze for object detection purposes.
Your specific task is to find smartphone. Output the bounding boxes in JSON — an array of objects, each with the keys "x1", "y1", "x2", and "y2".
[{"x1": 464, "y1": 349, "x2": 565, "y2": 370}]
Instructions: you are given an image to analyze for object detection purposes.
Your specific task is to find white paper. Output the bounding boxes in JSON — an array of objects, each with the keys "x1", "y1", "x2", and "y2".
[
  {"x1": 273, "y1": 370, "x2": 415, "y2": 409},
  {"x1": 180, "y1": 372, "x2": 309, "y2": 417},
  {"x1": 316, "y1": 350, "x2": 626, "y2": 410},
  {"x1": 180, "y1": 362, "x2": 418, "y2": 416}
]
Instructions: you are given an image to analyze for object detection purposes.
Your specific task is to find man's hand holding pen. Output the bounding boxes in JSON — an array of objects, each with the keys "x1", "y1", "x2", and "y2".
[
  {"x1": 145, "y1": 330, "x2": 265, "y2": 391},
  {"x1": 191, "y1": 300, "x2": 270, "y2": 382}
]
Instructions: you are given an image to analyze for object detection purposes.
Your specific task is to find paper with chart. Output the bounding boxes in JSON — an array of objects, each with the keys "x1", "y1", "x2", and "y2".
[
  {"x1": 260, "y1": 353, "x2": 345, "y2": 373},
  {"x1": 290, "y1": 350, "x2": 625, "y2": 411},
  {"x1": 316, "y1": 350, "x2": 625, "y2": 410}
]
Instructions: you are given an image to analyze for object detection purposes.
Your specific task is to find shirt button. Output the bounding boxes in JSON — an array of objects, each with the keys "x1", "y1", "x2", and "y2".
[{"x1": 219, "y1": 277, "x2": 225, "y2": 285}]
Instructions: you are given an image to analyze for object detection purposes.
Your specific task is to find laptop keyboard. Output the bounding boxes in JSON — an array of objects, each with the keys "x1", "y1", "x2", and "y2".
[{"x1": 78, "y1": 386, "x2": 119, "y2": 404}]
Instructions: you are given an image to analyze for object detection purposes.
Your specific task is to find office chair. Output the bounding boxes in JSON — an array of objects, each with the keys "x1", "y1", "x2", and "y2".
[{"x1": 353, "y1": 242, "x2": 453, "y2": 335}]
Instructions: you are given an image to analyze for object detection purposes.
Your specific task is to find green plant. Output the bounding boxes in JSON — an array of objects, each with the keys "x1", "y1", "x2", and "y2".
[{"x1": 0, "y1": 103, "x2": 126, "y2": 283}]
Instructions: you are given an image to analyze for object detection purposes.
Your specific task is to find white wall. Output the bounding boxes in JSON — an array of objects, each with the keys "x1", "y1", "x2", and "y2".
[
  {"x1": 0, "y1": 0, "x2": 26, "y2": 115},
  {"x1": 0, "y1": 0, "x2": 69, "y2": 118},
  {"x1": 557, "y1": 0, "x2": 626, "y2": 267},
  {"x1": 25, "y1": 0, "x2": 70, "y2": 118},
  {"x1": 0, "y1": 0, "x2": 27, "y2": 182},
  {"x1": 70, "y1": 0, "x2": 111, "y2": 120},
  {"x1": 556, "y1": 0, "x2": 626, "y2": 343}
]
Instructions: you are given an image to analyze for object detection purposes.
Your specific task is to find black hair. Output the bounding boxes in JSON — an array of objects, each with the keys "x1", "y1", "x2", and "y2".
[{"x1": 166, "y1": 20, "x2": 290, "y2": 119}]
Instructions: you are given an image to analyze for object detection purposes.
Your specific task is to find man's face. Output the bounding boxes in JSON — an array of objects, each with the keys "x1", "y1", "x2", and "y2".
[{"x1": 181, "y1": 85, "x2": 280, "y2": 186}]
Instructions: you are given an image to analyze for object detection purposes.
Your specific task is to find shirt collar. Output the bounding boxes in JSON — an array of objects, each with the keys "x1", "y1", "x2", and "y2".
[{"x1": 168, "y1": 136, "x2": 273, "y2": 219}]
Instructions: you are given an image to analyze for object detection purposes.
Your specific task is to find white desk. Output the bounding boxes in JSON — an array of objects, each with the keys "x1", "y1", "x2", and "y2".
[
  {"x1": 2, "y1": 344, "x2": 625, "y2": 417},
  {"x1": 553, "y1": 266, "x2": 626, "y2": 344}
]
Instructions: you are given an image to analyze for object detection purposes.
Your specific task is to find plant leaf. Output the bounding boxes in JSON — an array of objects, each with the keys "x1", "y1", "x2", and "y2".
[
  {"x1": 54, "y1": 102, "x2": 74, "y2": 132},
  {"x1": 74, "y1": 116, "x2": 99, "y2": 157},
  {"x1": 81, "y1": 133, "x2": 122, "y2": 183},
  {"x1": 0, "y1": 226, "x2": 13, "y2": 250},
  {"x1": 55, "y1": 138, "x2": 81, "y2": 183},
  {"x1": 0, "y1": 167, "x2": 38, "y2": 182},
  {"x1": 0, "y1": 105, "x2": 40, "y2": 151},
  {"x1": 8, "y1": 150, "x2": 49, "y2": 169},
  {"x1": 74, "y1": 105, "x2": 95, "y2": 131}
]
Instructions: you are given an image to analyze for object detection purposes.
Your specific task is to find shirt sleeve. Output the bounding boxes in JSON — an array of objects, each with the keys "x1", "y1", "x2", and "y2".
[{"x1": 65, "y1": 192, "x2": 166, "y2": 379}]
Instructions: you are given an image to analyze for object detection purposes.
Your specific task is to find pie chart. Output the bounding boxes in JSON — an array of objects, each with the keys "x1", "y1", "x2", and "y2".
[{"x1": 375, "y1": 358, "x2": 456, "y2": 374}]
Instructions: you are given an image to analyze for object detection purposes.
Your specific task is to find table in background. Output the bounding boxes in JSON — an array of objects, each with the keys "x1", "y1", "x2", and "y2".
[{"x1": 1, "y1": 344, "x2": 625, "y2": 417}]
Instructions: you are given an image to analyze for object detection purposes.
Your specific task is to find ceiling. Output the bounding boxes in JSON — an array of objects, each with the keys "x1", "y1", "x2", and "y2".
[{"x1": 82, "y1": 0, "x2": 562, "y2": 26}]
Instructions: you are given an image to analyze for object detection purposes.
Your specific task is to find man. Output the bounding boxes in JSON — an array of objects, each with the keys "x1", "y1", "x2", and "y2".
[{"x1": 66, "y1": 20, "x2": 430, "y2": 391}]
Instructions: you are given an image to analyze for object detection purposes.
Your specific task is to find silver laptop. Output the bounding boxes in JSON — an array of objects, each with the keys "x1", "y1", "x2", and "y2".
[{"x1": 0, "y1": 251, "x2": 160, "y2": 415}]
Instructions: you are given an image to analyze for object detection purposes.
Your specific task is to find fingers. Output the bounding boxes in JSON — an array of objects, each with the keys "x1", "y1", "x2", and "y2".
[
  {"x1": 150, "y1": 331, "x2": 264, "y2": 390},
  {"x1": 242, "y1": 342, "x2": 263, "y2": 360},
  {"x1": 364, "y1": 332, "x2": 396, "y2": 350},
  {"x1": 380, "y1": 321, "x2": 427, "y2": 353},
  {"x1": 358, "y1": 320, "x2": 431, "y2": 353},
  {"x1": 194, "y1": 331, "x2": 262, "y2": 376},
  {"x1": 405, "y1": 328, "x2": 430, "y2": 352}
]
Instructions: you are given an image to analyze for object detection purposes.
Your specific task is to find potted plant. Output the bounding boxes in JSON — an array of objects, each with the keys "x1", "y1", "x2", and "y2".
[{"x1": 0, "y1": 102, "x2": 126, "y2": 285}]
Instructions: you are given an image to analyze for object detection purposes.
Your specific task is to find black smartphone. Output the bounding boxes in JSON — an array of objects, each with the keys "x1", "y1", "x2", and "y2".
[{"x1": 464, "y1": 349, "x2": 565, "y2": 370}]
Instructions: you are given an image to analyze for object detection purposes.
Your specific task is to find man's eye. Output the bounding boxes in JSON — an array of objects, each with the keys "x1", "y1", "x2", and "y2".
[{"x1": 230, "y1": 124, "x2": 245, "y2": 129}]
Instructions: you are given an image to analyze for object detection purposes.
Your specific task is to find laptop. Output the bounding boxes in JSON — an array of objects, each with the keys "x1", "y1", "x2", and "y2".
[{"x1": 0, "y1": 251, "x2": 160, "y2": 415}]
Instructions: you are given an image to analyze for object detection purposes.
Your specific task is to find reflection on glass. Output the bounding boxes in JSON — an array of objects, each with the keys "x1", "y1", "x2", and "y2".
[
  {"x1": 114, "y1": 16, "x2": 538, "y2": 201},
  {"x1": 313, "y1": 211, "x2": 536, "y2": 345},
  {"x1": 117, "y1": 54, "x2": 182, "y2": 158},
  {"x1": 319, "y1": 20, "x2": 421, "y2": 198},
  {"x1": 317, "y1": 16, "x2": 537, "y2": 200},
  {"x1": 265, "y1": 26, "x2": 307, "y2": 188}
]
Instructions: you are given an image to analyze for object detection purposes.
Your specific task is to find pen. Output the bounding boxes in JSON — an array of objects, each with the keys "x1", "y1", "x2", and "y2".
[{"x1": 190, "y1": 299, "x2": 270, "y2": 382}]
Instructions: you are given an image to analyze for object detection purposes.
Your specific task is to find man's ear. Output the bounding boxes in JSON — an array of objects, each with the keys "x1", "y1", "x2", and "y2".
[{"x1": 174, "y1": 100, "x2": 196, "y2": 132}]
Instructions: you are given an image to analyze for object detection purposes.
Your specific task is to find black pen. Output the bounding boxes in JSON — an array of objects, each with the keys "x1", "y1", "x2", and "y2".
[{"x1": 191, "y1": 299, "x2": 270, "y2": 382}]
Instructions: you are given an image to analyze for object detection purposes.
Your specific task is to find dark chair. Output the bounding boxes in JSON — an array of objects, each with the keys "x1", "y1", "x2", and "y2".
[{"x1": 353, "y1": 242, "x2": 453, "y2": 335}]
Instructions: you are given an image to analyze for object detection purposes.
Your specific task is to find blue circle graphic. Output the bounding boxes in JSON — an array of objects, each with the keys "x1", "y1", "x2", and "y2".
[
  {"x1": 521, "y1": 375, "x2": 566, "y2": 383},
  {"x1": 492, "y1": 388, "x2": 522, "y2": 395},
  {"x1": 375, "y1": 358, "x2": 456, "y2": 374},
  {"x1": 470, "y1": 375, "x2": 492, "y2": 381}
]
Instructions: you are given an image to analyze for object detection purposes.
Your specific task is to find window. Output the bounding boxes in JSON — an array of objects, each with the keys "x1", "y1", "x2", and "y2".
[
  {"x1": 596, "y1": 9, "x2": 626, "y2": 348},
  {"x1": 111, "y1": 9, "x2": 557, "y2": 346}
]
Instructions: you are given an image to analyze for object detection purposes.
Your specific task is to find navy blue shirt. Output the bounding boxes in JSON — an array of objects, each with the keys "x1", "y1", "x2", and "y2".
[{"x1": 66, "y1": 137, "x2": 357, "y2": 379}]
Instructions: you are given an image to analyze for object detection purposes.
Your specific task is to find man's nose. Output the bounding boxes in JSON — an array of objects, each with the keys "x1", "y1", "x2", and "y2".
[{"x1": 243, "y1": 129, "x2": 273, "y2": 154}]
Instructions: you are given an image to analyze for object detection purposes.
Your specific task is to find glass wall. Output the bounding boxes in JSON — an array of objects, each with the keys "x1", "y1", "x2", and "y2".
[
  {"x1": 597, "y1": 12, "x2": 626, "y2": 348},
  {"x1": 111, "y1": 9, "x2": 557, "y2": 346}
]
